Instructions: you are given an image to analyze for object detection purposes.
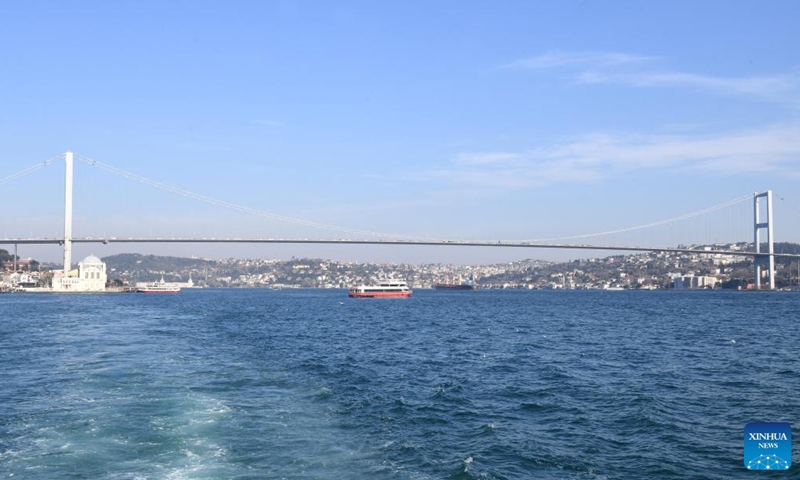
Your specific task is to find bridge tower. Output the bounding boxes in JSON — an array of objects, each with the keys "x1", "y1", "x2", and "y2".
[
  {"x1": 63, "y1": 151, "x2": 73, "y2": 274},
  {"x1": 753, "y1": 190, "x2": 775, "y2": 290}
]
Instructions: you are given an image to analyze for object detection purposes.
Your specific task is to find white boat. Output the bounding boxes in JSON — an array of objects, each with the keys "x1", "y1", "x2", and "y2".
[
  {"x1": 348, "y1": 279, "x2": 412, "y2": 298},
  {"x1": 136, "y1": 276, "x2": 181, "y2": 294}
]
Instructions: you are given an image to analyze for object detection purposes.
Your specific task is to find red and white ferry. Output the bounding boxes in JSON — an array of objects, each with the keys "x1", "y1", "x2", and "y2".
[{"x1": 348, "y1": 279, "x2": 412, "y2": 298}]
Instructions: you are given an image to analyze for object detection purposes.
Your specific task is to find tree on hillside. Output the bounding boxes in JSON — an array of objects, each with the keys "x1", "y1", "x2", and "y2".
[{"x1": 0, "y1": 249, "x2": 18, "y2": 264}]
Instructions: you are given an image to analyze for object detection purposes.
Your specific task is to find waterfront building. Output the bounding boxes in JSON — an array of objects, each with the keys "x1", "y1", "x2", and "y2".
[
  {"x1": 52, "y1": 254, "x2": 108, "y2": 292},
  {"x1": 16, "y1": 258, "x2": 40, "y2": 271},
  {"x1": 673, "y1": 275, "x2": 719, "y2": 290}
]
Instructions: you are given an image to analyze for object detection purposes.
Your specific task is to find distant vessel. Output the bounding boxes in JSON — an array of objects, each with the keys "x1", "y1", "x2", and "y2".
[
  {"x1": 348, "y1": 279, "x2": 412, "y2": 298},
  {"x1": 434, "y1": 275, "x2": 476, "y2": 290},
  {"x1": 136, "y1": 277, "x2": 181, "y2": 294},
  {"x1": 434, "y1": 282, "x2": 474, "y2": 290}
]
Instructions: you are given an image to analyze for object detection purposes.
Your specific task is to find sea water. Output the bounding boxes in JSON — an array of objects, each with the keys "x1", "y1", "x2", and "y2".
[{"x1": 1, "y1": 289, "x2": 798, "y2": 479}]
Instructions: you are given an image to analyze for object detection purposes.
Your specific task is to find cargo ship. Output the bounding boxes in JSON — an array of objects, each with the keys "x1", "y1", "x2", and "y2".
[{"x1": 433, "y1": 275, "x2": 475, "y2": 290}]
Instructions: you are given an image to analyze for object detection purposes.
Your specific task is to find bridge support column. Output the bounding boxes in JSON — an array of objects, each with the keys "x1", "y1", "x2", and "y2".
[
  {"x1": 753, "y1": 190, "x2": 775, "y2": 290},
  {"x1": 63, "y1": 152, "x2": 73, "y2": 274}
]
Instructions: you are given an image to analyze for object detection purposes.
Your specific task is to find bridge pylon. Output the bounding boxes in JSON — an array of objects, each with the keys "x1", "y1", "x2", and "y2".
[
  {"x1": 63, "y1": 152, "x2": 73, "y2": 274},
  {"x1": 753, "y1": 190, "x2": 775, "y2": 290}
]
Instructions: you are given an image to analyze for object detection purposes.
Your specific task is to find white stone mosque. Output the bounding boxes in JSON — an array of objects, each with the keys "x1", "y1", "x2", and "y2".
[{"x1": 51, "y1": 253, "x2": 108, "y2": 292}]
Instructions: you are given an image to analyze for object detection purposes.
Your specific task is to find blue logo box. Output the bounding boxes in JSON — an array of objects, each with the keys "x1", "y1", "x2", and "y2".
[{"x1": 744, "y1": 422, "x2": 791, "y2": 470}]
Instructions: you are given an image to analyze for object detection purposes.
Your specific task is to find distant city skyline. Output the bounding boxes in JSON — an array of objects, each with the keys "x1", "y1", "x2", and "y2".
[{"x1": 2, "y1": 1, "x2": 799, "y2": 264}]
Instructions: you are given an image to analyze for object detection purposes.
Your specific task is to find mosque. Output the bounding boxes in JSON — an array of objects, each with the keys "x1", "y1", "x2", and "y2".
[{"x1": 51, "y1": 254, "x2": 108, "y2": 292}]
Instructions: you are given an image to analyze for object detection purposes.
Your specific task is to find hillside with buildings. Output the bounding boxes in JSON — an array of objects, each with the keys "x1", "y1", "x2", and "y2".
[{"x1": 3, "y1": 242, "x2": 799, "y2": 292}]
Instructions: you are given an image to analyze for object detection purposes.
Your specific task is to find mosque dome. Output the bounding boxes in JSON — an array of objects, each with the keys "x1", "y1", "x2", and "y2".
[{"x1": 81, "y1": 254, "x2": 104, "y2": 265}]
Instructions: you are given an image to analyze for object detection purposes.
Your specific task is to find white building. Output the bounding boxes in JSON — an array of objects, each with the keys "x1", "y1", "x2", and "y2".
[
  {"x1": 673, "y1": 275, "x2": 718, "y2": 290},
  {"x1": 52, "y1": 254, "x2": 108, "y2": 292}
]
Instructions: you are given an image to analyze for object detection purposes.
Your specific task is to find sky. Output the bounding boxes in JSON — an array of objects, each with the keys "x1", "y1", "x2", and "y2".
[{"x1": 1, "y1": 1, "x2": 800, "y2": 265}]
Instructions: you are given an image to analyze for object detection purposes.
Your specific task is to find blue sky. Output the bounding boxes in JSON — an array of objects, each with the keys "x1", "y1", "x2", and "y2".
[{"x1": 2, "y1": 1, "x2": 799, "y2": 264}]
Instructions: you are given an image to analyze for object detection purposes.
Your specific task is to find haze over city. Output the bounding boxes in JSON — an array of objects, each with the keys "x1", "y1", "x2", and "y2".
[{"x1": 2, "y1": 1, "x2": 799, "y2": 264}]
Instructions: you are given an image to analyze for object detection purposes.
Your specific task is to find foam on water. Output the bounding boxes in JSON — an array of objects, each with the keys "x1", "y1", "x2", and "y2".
[{"x1": 1, "y1": 292, "x2": 392, "y2": 479}]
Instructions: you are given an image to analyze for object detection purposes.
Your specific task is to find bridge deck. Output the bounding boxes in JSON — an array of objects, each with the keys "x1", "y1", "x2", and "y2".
[{"x1": 0, "y1": 237, "x2": 796, "y2": 258}]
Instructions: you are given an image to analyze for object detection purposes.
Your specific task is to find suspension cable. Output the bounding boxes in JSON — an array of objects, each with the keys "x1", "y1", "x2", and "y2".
[
  {"x1": 75, "y1": 154, "x2": 436, "y2": 241},
  {"x1": 774, "y1": 192, "x2": 800, "y2": 218},
  {"x1": 71, "y1": 152, "x2": 759, "y2": 245},
  {"x1": 520, "y1": 193, "x2": 754, "y2": 243},
  {"x1": 0, "y1": 154, "x2": 64, "y2": 187}
]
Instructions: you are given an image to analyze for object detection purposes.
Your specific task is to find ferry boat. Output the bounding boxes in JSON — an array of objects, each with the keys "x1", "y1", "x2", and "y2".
[
  {"x1": 348, "y1": 279, "x2": 412, "y2": 298},
  {"x1": 136, "y1": 277, "x2": 181, "y2": 294}
]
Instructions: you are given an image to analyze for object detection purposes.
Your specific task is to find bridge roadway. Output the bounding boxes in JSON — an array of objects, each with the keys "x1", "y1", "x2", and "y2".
[{"x1": 1, "y1": 237, "x2": 798, "y2": 259}]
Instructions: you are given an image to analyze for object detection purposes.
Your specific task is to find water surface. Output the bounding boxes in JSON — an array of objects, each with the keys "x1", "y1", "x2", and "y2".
[{"x1": 1, "y1": 289, "x2": 798, "y2": 479}]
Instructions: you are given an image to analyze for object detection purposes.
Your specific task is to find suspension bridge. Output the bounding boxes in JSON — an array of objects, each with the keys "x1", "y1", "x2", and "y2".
[{"x1": 2, "y1": 152, "x2": 798, "y2": 290}]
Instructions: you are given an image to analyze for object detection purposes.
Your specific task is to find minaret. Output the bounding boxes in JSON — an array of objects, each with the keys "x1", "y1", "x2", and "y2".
[{"x1": 63, "y1": 151, "x2": 73, "y2": 274}]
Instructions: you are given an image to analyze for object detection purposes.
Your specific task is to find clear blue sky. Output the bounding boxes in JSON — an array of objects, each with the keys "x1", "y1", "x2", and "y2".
[{"x1": 2, "y1": 1, "x2": 799, "y2": 264}]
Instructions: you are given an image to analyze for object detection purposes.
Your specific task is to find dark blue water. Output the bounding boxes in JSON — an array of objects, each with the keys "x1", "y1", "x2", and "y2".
[{"x1": 1, "y1": 289, "x2": 798, "y2": 479}]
